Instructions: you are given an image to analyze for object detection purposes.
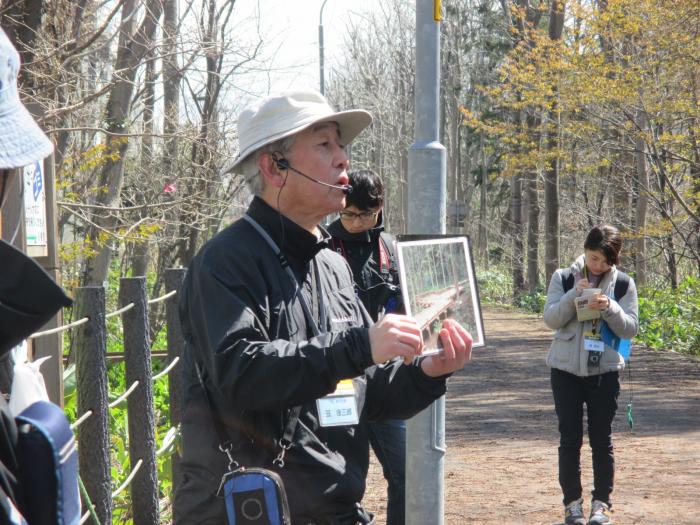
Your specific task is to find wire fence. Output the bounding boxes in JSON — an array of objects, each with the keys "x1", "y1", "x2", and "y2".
[{"x1": 28, "y1": 268, "x2": 186, "y2": 525}]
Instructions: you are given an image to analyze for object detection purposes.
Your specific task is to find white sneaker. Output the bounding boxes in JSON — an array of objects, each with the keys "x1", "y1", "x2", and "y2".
[
  {"x1": 564, "y1": 498, "x2": 586, "y2": 525},
  {"x1": 588, "y1": 499, "x2": 612, "y2": 524}
]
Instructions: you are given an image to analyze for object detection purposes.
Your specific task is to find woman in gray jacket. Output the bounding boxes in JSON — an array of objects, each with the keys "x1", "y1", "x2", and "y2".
[{"x1": 544, "y1": 225, "x2": 639, "y2": 525}]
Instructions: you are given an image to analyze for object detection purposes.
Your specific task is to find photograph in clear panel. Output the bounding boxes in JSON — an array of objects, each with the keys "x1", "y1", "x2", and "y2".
[{"x1": 396, "y1": 236, "x2": 485, "y2": 355}]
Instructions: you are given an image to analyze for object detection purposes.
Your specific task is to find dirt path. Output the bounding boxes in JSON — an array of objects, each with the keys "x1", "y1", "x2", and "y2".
[{"x1": 363, "y1": 307, "x2": 700, "y2": 524}]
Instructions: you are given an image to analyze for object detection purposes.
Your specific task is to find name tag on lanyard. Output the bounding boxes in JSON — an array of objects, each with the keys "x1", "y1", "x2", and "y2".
[
  {"x1": 317, "y1": 379, "x2": 359, "y2": 427},
  {"x1": 583, "y1": 330, "x2": 604, "y2": 353}
]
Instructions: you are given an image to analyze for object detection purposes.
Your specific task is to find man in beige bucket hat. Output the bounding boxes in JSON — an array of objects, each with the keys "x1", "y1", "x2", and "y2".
[{"x1": 176, "y1": 90, "x2": 473, "y2": 525}]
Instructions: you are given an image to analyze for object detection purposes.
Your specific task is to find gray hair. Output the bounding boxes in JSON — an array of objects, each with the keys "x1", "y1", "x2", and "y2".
[{"x1": 242, "y1": 134, "x2": 297, "y2": 196}]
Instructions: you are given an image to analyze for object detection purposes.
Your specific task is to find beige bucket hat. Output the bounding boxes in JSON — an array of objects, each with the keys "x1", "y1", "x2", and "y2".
[{"x1": 228, "y1": 90, "x2": 372, "y2": 176}]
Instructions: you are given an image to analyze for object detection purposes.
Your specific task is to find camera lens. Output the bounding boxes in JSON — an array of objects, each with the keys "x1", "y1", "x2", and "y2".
[
  {"x1": 241, "y1": 497, "x2": 264, "y2": 521},
  {"x1": 588, "y1": 352, "x2": 600, "y2": 366}
]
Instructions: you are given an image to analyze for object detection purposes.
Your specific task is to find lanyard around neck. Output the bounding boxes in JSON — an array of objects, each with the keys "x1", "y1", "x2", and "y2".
[
  {"x1": 243, "y1": 214, "x2": 324, "y2": 336},
  {"x1": 334, "y1": 236, "x2": 390, "y2": 273}
]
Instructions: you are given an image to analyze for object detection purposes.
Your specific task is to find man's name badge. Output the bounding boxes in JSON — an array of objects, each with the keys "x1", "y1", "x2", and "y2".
[
  {"x1": 317, "y1": 379, "x2": 359, "y2": 427},
  {"x1": 584, "y1": 332, "x2": 604, "y2": 353}
]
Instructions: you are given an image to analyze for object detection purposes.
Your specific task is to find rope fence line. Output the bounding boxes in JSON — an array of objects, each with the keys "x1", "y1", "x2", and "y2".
[
  {"x1": 105, "y1": 302, "x2": 134, "y2": 319},
  {"x1": 31, "y1": 289, "x2": 181, "y2": 439},
  {"x1": 28, "y1": 289, "x2": 178, "y2": 340},
  {"x1": 71, "y1": 355, "x2": 179, "y2": 426},
  {"x1": 63, "y1": 271, "x2": 188, "y2": 524},
  {"x1": 29, "y1": 316, "x2": 89, "y2": 339},
  {"x1": 69, "y1": 354, "x2": 179, "y2": 432},
  {"x1": 147, "y1": 289, "x2": 176, "y2": 305},
  {"x1": 153, "y1": 356, "x2": 179, "y2": 381},
  {"x1": 108, "y1": 380, "x2": 140, "y2": 409},
  {"x1": 78, "y1": 459, "x2": 145, "y2": 525},
  {"x1": 156, "y1": 427, "x2": 178, "y2": 457},
  {"x1": 71, "y1": 409, "x2": 93, "y2": 430},
  {"x1": 112, "y1": 459, "x2": 143, "y2": 498}
]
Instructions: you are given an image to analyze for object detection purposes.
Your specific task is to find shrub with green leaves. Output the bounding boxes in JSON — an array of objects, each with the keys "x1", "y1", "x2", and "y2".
[
  {"x1": 477, "y1": 268, "x2": 546, "y2": 313},
  {"x1": 477, "y1": 268, "x2": 513, "y2": 305},
  {"x1": 515, "y1": 289, "x2": 547, "y2": 313},
  {"x1": 637, "y1": 276, "x2": 700, "y2": 356}
]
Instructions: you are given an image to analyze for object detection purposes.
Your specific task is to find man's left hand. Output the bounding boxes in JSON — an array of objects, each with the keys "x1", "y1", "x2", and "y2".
[{"x1": 420, "y1": 319, "x2": 473, "y2": 378}]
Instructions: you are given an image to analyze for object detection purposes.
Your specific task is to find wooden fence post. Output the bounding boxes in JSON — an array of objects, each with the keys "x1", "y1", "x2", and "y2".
[
  {"x1": 75, "y1": 286, "x2": 112, "y2": 525},
  {"x1": 165, "y1": 267, "x2": 186, "y2": 496},
  {"x1": 31, "y1": 153, "x2": 65, "y2": 405},
  {"x1": 120, "y1": 277, "x2": 159, "y2": 525}
]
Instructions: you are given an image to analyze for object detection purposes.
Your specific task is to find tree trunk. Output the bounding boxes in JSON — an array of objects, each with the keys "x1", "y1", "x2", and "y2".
[
  {"x1": 176, "y1": 0, "x2": 223, "y2": 267},
  {"x1": 544, "y1": 110, "x2": 560, "y2": 282},
  {"x1": 478, "y1": 132, "x2": 488, "y2": 263},
  {"x1": 154, "y1": 0, "x2": 180, "y2": 279},
  {"x1": 654, "y1": 128, "x2": 678, "y2": 288},
  {"x1": 690, "y1": 72, "x2": 700, "y2": 277},
  {"x1": 506, "y1": 1, "x2": 542, "y2": 297},
  {"x1": 664, "y1": 234, "x2": 678, "y2": 289},
  {"x1": 525, "y1": 172, "x2": 539, "y2": 292},
  {"x1": 544, "y1": 0, "x2": 565, "y2": 284},
  {"x1": 511, "y1": 170, "x2": 525, "y2": 295},
  {"x1": 633, "y1": 110, "x2": 649, "y2": 285},
  {"x1": 511, "y1": 111, "x2": 525, "y2": 296},
  {"x1": 525, "y1": 112, "x2": 540, "y2": 292},
  {"x1": 82, "y1": 0, "x2": 164, "y2": 285},
  {"x1": 130, "y1": 45, "x2": 157, "y2": 277},
  {"x1": 52, "y1": 0, "x2": 90, "y2": 171}
]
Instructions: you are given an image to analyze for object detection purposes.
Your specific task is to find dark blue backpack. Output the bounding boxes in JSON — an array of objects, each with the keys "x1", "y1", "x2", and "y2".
[
  {"x1": 15, "y1": 401, "x2": 80, "y2": 525},
  {"x1": 561, "y1": 268, "x2": 630, "y2": 301}
]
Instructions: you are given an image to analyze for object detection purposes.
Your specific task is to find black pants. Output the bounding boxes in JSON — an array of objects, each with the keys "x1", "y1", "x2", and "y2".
[
  {"x1": 367, "y1": 419, "x2": 405, "y2": 525},
  {"x1": 551, "y1": 368, "x2": 620, "y2": 506}
]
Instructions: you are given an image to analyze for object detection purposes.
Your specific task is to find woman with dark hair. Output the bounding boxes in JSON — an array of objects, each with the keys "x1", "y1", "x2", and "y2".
[{"x1": 543, "y1": 225, "x2": 639, "y2": 525}]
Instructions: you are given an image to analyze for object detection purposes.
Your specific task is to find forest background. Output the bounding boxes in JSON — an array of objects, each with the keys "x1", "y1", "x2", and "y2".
[{"x1": 0, "y1": 0, "x2": 698, "y2": 521}]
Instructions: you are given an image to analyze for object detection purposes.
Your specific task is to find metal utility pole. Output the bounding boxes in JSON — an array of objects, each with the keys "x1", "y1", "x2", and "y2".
[
  {"x1": 319, "y1": 0, "x2": 329, "y2": 95},
  {"x1": 406, "y1": 1, "x2": 446, "y2": 525}
]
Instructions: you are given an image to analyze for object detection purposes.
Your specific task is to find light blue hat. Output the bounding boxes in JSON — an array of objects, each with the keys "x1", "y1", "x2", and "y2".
[{"x1": 0, "y1": 27, "x2": 53, "y2": 169}]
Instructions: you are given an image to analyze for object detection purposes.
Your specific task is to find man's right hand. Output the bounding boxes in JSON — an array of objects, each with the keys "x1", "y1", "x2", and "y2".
[{"x1": 368, "y1": 314, "x2": 423, "y2": 365}]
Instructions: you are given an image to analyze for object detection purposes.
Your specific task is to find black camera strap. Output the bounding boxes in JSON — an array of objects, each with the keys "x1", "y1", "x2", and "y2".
[
  {"x1": 195, "y1": 360, "x2": 302, "y2": 475},
  {"x1": 202, "y1": 214, "x2": 326, "y2": 475},
  {"x1": 243, "y1": 214, "x2": 325, "y2": 334}
]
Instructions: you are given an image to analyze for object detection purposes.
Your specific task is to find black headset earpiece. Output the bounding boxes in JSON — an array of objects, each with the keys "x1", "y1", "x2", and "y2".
[
  {"x1": 267, "y1": 152, "x2": 353, "y2": 194},
  {"x1": 271, "y1": 153, "x2": 290, "y2": 171}
]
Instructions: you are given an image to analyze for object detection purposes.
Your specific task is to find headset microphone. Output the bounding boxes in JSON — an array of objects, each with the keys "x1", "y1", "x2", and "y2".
[{"x1": 272, "y1": 154, "x2": 353, "y2": 194}]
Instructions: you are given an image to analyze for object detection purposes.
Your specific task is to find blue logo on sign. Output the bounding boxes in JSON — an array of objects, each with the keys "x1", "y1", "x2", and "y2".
[{"x1": 32, "y1": 162, "x2": 42, "y2": 201}]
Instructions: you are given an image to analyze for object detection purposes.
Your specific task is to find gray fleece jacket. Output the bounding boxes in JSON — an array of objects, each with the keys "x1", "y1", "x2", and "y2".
[{"x1": 543, "y1": 254, "x2": 639, "y2": 376}]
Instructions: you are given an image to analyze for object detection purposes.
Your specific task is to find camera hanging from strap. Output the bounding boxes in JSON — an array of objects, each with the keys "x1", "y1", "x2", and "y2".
[
  {"x1": 195, "y1": 357, "x2": 294, "y2": 524},
  {"x1": 197, "y1": 214, "x2": 329, "y2": 524}
]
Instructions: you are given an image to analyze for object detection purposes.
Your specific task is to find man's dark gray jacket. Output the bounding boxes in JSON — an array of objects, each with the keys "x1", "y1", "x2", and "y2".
[{"x1": 174, "y1": 197, "x2": 448, "y2": 524}]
